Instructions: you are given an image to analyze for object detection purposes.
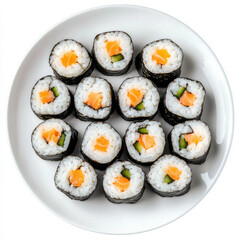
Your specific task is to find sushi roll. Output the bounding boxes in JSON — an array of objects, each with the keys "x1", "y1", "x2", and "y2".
[
  {"x1": 160, "y1": 78, "x2": 206, "y2": 125},
  {"x1": 147, "y1": 155, "x2": 192, "y2": 197},
  {"x1": 49, "y1": 39, "x2": 94, "y2": 85},
  {"x1": 31, "y1": 119, "x2": 78, "y2": 160},
  {"x1": 30, "y1": 75, "x2": 73, "y2": 120},
  {"x1": 103, "y1": 160, "x2": 145, "y2": 204},
  {"x1": 74, "y1": 77, "x2": 114, "y2": 121},
  {"x1": 81, "y1": 122, "x2": 123, "y2": 170},
  {"x1": 117, "y1": 77, "x2": 160, "y2": 121},
  {"x1": 136, "y1": 39, "x2": 183, "y2": 87},
  {"x1": 54, "y1": 156, "x2": 97, "y2": 200},
  {"x1": 92, "y1": 31, "x2": 134, "y2": 76},
  {"x1": 125, "y1": 120, "x2": 166, "y2": 165},
  {"x1": 169, "y1": 120, "x2": 211, "y2": 164}
]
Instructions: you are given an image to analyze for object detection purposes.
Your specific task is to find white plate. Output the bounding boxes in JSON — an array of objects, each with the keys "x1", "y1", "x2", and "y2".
[{"x1": 8, "y1": 5, "x2": 234, "y2": 234}]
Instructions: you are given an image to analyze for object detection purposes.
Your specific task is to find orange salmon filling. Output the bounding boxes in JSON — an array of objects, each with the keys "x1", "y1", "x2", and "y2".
[
  {"x1": 39, "y1": 90, "x2": 55, "y2": 104},
  {"x1": 185, "y1": 133, "x2": 203, "y2": 146},
  {"x1": 179, "y1": 91, "x2": 196, "y2": 107},
  {"x1": 94, "y1": 136, "x2": 109, "y2": 152},
  {"x1": 69, "y1": 169, "x2": 84, "y2": 187},
  {"x1": 106, "y1": 41, "x2": 122, "y2": 57},
  {"x1": 165, "y1": 166, "x2": 182, "y2": 180},
  {"x1": 127, "y1": 88, "x2": 144, "y2": 107},
  {"x1": 42, "y1": 128, "x2": 60, "y2": 143},
  {"x1": 113, "y1": 176, "x2": 130, "y2": 192},
  {"x1": 84, "y1": 92, "x2": 103, "y2": 110},
  {"x1": 139, "y1": 134, "x2": 155, "y2": 150},
  {"x1": 61, "y1": 50, "x2": 78, "y2": 67},
  {"x1": 152, "y1": 49, "x2": 171, "y2": 65}
]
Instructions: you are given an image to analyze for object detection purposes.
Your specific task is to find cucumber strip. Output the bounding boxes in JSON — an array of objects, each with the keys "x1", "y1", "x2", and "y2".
[
  {"x1": 163, "y1": 174, "x2": 174, "y2": 184},
  {"x1": 133, "y1": 141, "x2": 143, "y2": 154},
  {"x1": 121, "y1": 169, "x2": 131, "y2": 179},
  {"x1": 57, "y1": 132, "x2": 66, "y2": 147},
  {"x1": 111, "y1": 54, "x2": 124, "y2": 63},
  {"x1": 179, "y1": 135, "x2": 188, "y2": 150},
  {"x1": 138, "y1": 127, "x2": 149, "y2": 134},
  {"x1": 176, "y1": 86, "x2": 185, "y2": 98},
  {"x1": 51, "y1": 87, "x2": 59, "y2": 97},
  {"x1": 135, "y1": 101, "x2": 145, "y2": 110}
]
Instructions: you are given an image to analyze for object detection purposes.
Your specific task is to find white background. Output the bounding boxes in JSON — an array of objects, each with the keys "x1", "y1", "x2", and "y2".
[{"x1": 0, "y1": 0, "x2": 239, "y2": 239}]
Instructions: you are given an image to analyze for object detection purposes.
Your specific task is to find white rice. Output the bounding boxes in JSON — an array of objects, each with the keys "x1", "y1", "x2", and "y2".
[
  {"x1": 147, "y1": 155, "x2": 192, "y2": 193},
  {"x1": 142, "y1": 39, "x2": 183, "y2": 74},
  {"x1": 32, "y1": 119, "x2": 71, "y2": 156},
  {"x1": 118, "y1": 77, "x2": 160, "y2": 118},
  {"x1": 49, "y1": 39, "x2": 91, "y2": 78},
  {"x1": 93, "y1": 31, "x2": 133, "y2": 71},
  {"x1": 171, "y1": 120, "x2": 211, "y2": 160},
  {"x1": 74, "y1": 77, "x2": 112, "y2": 119},
  {"x1": 31, "y1": 76, "x2": 71, "y2": 115},
  {"x1": 103, "y1": 161, "x2": 144, "y2": 199},
  {"x1": 55, "y1": 156, "x2": 97, "y2": 198},
  {"x1": 125, "y1": 120, "x2": 165, "y2": 163},
  {"x1": 81, "y1": 122, "x2": 122, "y2": 164},
  {"x1": 165, "y1": 78, "x2": 205, "y2": 118}
]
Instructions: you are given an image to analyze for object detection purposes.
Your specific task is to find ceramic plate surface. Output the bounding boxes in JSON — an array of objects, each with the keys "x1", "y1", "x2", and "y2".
[{"x1": 8, "y1": 5, "x2": 233, "y2": 234}]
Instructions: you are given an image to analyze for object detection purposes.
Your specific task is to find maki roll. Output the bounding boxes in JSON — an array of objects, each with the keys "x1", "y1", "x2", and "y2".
[
  {"x1": 118, "y1": 77, "x2": 160, "y2": 121},
  {"x1": 136, "y1": 39, "x2": 183, "y2": 87},
  {"x1": 125, "y1": 120, "x2": 166, "y2": 165},
  {"x1": 103, "y1": 160, "x2": 145, "y2": 204},
  {"x1": 31, "y1": 119, "x2": 78, "y2": 160},
  {"x1": 30, "y1": 75, "x2": 73, "y2": 120},
  {"x1": 81, "y1": 122, "x2": 123, "y2": 170},
  {"x1": 74, "y1": 77, "x2": 114, "y2": 121},
  {"x1": 49, "y1": 39, "x2": 94, "y2": 85},
  {"x1": 160, "y1": 78, "x2": 206, "y2": 125},
  {"x1": 92, "y1": 31, "x2": 134, "y2": 76},
  {"x1": 147, "y1": 155, "x2": 192, "y2": 197},
  {"x1": 54, "y1": 156, "x2": 97, "y2": 200},
  {"x1": 169, "y1": 120, "x2": 211, "y2": 164}
]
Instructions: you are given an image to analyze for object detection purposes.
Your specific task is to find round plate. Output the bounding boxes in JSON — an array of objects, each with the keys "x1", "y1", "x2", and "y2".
[{"x1": 8, "y1": 5, "x2": 234, "y2": 234}]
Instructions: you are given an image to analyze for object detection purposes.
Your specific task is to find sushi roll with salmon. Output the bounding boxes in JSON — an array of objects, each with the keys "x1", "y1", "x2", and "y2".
[
  {"x1": 125, "y1": 120, "x2": 166, "y2": 165},
  {"x1": 169, "y1": 120, "x2": 211, "y2": 164},
  {"x1": 160, "y1": 78, "x2": 206, "y2": 125},
  {"x1": 147, "y1": 155, "x2": 192, "y2": 197},
  {"x1": 54, "y1": 156, "x2": 97, "y2": 200},
  {"x1": 31, "y1": 119, "x2": 78, "y2": 160},
  {"x1": 30, "y1": 75, "x2": 73, "y2": 120},
  {"x1": 74, "y1": 77, "x2": 114, "y2": 121},
  {"x1": 81, "y1": 122, "x2": 123, "y2": 170},
  {"x1": 92, "y1": 31, "x2": 134, "y2": 76},
  {"x1": 103, "y1": 160, "x2": 145, "y2": 204},
  {"x1": 49, "y1": 39, "x2": 94, "y2": 85},
  {"x1": 117, "y1": 77, "x2": 160, "y2": 121},
  {"x1": 136, "y1": 39, "x2": 183, "y2": 87}
]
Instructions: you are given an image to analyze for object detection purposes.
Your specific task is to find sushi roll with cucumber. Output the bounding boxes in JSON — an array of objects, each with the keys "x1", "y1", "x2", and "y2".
[
  {"x1": 103, "y1": 160, "x2": 145, "y2": 204},
  {"x1": 54, "y1": 156, "x2": 97, "y2": 200},
  {"x1": 118, "y1": 77, "x2": 160, "y2": 121},
  {"x1": 125, "y1": 120, "x2": 166, "y2": 165},
  {"x1": 30, "y1": 75, "x2": 73, "y2": 120},
  {"x1": 147, "y1": 155, "x2": 192, "y2": 197},
  {"x1": 92, "y1": 31, "x2": 134, "y2": 76},
  {"x1": 49, "y1": 39, "x2": 94, "y2": 85},
  {"x1": 31, "y1": 119, "x2": 78, "y2": 160},
  {"x1": 136, "y1": 39, "x2": 183, "y2": 87},
  {"x1": 74, "y1": 77, "x2": 114, "y2": 121},
  {"x1": 81, "y1": 122, "x2": 123, "y2": 170},
  {"x1": 169, "y1": 120, "x2": 211, "y2": 164},
  {"x1": 160, "y1": 78, "x2": 206, "y2": 125}
]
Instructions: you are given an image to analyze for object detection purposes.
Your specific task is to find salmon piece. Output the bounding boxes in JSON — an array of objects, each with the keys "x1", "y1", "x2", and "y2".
[
  {"x1": 61, "y1": 50, "x2": 78, "y2": 67},
  {"x1": 106, "y1": 41, "x2": 122, "y2": 57},
  {"x1": 42, "y1": 128, "x2": 60, "y2": 143},
  {"x1": 184, "y1": 133, "x2": 203, "y2": 146},
  {"x1": 127, "y1": 88, "x2": 144, "y2": 107},
  {"x1": 69, "y1": 169, "x2": 85, "y2": 187},
  {"x1": 152, "y1": 49, "x2": 171, "y2": 65},
  {"x1": 139, "y1": 134, "x2": 155, "y2": 150},
  {"x1": 84, "y1": 92, "x2": 103, "y2": 110},
  {"x1": 113, "y1": 176, "x2": 130, "y2": 192},
  {"x1": 39, "y1": 90, "x2": 55, "y2": 104},
  {"x1": 94, "y1": 136, "x2": 109, "y2": 152},
  {"x1": 179, "y1": 91, "x2": 196, "y2": 106},
  {"x1": 165, "y1": 166, "x2": 182, "y2": 180}
]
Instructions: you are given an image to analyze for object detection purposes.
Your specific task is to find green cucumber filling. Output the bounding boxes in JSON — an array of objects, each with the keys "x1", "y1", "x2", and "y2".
[
  {"x1": 121, "y1": 169, "x2": 131, "y2": 179},
  {"x1": 57, "y1": 132, "x2": 66, "y2": 147},
  {"x1": 133, "y1": 141, "x2": 143, "y2": 154},
  {"x1": 179, "y1": 135, "x2": 188, "y2": 150},
  {"x1": 163, "y1": 174, "x2": 174, "y2": 184},
  {"x1": 51, "y1": 87, "x2": 59, "y2": 97},
  {"x1": 138, "y1": 127, "x2": 149, "y2": 134},
  {"x1": 135, "y1": 101, "x2": 145, "y2": 110},
  {"x1": 176, "y1": 86, "x2": 186, "y2": 99},
  {"x1": 111, "y1": 54, "x2": 124, "y2": 63}
]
